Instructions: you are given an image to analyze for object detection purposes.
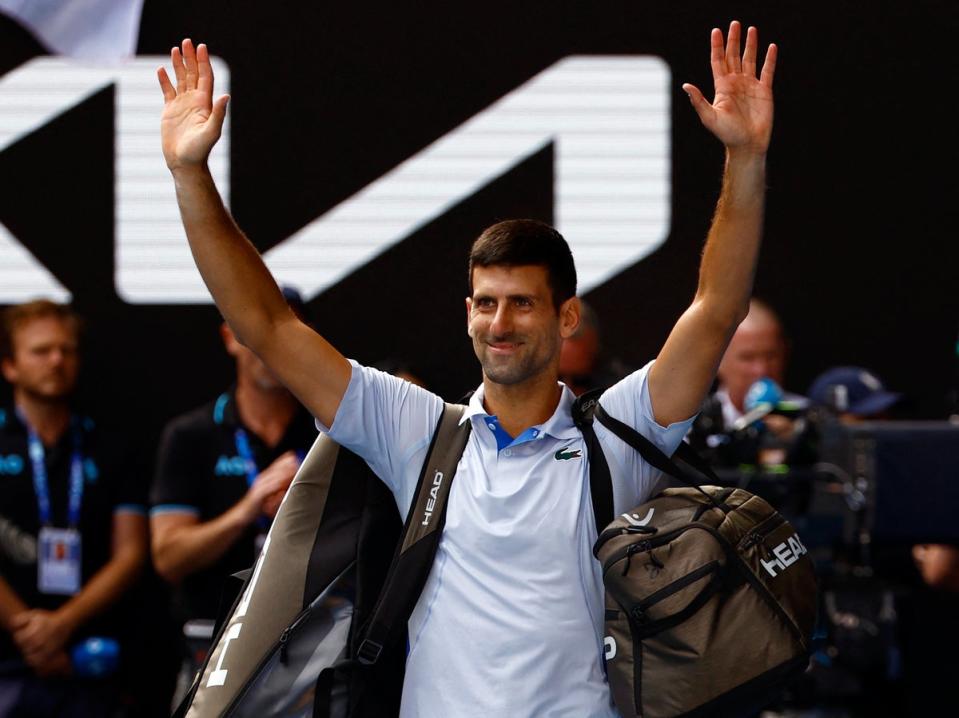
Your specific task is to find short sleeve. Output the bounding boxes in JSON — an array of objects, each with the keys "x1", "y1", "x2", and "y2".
[
  {"x1": 150, "y1": 421, "x2": 204, "y2": 515},
  {"x1": 317, "y1": 360, "x2": 444, "y2": 499},
  {"x1": 595, "y1": 361, "x2": 698, "y2": 513}
]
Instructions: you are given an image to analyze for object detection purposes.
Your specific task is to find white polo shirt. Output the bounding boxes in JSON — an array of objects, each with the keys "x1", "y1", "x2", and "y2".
[{"x1": 320, "y1": 360, "x2": 694, "y2": 717}]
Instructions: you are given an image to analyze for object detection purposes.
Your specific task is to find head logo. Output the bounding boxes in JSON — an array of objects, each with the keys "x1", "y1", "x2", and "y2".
[
  {"x1": 760, "y1": 533, "x2": 808, "y2": 578},
  {"x1": 554, "y1": 447, "x2": 582, "y2": 461},
  {"x1": 421, "y1": 470, "x2": 445, "y2": 527}
]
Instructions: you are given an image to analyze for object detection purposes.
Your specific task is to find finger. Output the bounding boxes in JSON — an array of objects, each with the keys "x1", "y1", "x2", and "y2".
[
  {"x1": 742, "y1": 26, "x2": 758, "y2": 77},
  {"x1": 681, "y1": 83, "x2": 716, "y2": 127},
  {"x1": 197, "y1": 43, "x2": 214, "y2": 95},
  {"x1": 207, "y1": 94, "x2": 230, "y2": 134},
  {"x1": 760, "y1": 43, "x2": 778, "y2": 87},
  {"x1": 182, "y1": 38, "x2": 198, "y2": 91},
  {"x1": 9, "y1": 613, "x2": 30, "y2": 630},
  {"x1": 171, "y1": 46, "x2": 186, "y2": 92},
  {"x1": 157, "y1": 67, "x2": 176, "y2": 102},
  {"x1": 725, "y1": 20, "x2": 742, "y2": 74},
  {"x1": 709, "y1": 27, "x2": 726, "y2": 78}
]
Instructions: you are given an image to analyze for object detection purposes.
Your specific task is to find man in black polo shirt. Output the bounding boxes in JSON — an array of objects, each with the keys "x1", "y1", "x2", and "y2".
[
  {"x1": 150, "y1": 290, "x2": 317, "y2": 626},
  {"x1": 0, "y1": 300, "x2": 147, "y2": 716}
]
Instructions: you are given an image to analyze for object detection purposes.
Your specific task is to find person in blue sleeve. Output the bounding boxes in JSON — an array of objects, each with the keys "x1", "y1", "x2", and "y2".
[{"x1": 156, "y1": 20, "x2": 777, "y2": 717}]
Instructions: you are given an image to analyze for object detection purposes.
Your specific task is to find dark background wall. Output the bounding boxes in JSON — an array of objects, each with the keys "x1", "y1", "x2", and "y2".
[{"x1": 1, "y1": 1, "x2": 957, "y2": 456}]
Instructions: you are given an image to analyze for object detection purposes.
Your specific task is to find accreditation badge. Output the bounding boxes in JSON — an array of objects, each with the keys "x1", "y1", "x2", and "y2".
[{"x1": 37, "y1": 527, "x2": 82, "y2": 595}]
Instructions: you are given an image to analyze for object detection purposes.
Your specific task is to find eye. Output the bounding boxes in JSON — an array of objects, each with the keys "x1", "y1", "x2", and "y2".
[
  {"x1": 475, "y1": 297, "x2": 495, "y2": 309},
  {"x1": 513, "y1": 296, "x2": 533, "y2": 308}
]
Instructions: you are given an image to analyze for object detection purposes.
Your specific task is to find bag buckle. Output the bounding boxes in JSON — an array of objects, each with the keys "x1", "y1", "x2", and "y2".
[{"x1": 357, "y1": 638, "x2": 384, "y2": 665}]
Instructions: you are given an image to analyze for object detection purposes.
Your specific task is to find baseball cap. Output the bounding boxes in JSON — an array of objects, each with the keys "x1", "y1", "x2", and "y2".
[{"x1": 808, "y1": 366, "x2": 901, "y2": 417}]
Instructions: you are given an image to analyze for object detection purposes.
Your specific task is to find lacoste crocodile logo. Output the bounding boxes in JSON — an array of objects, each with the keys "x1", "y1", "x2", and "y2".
[{"x1": 554, "y1": 447, "x2": 582, "y2": 461}]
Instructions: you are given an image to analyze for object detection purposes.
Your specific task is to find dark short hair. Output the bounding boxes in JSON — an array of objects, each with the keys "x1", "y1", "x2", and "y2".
[
  {"x1": 468, "y1": 219, "x2": 577, "y2": 310},
  {"x1": 0, "y1": 300, "x2": 82, "y2": 360}
]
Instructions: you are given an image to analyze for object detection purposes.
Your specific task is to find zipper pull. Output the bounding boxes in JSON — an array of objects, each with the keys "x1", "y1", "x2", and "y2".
[{"x1": 279, "y1": 627, "x2": 292, "y2": 664}]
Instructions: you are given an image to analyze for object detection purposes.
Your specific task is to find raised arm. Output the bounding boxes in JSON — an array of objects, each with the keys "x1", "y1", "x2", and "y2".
[
  {"x1": 649, "y1": 21, "x2": 777, "y2": 426},
  {"x1": 158, "y1": 39, "x2": 350, "y2": 427}
]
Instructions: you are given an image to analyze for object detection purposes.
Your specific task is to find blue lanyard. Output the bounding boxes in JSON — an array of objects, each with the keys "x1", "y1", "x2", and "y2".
[
  {"x1": 18, "y1": 409, "x2": 84, "y2": 528},
  {"x1": 233, "y1": 428, "x2": 259, "y2": 488}
]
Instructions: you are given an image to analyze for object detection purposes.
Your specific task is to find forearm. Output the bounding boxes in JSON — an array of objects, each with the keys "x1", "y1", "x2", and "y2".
[
  {"x1": 54, "y1": 546, "x2": 143, "y2": 639},
  {"x1": 152, "y1": 501, "x2": 254, "y2": 584},
  {"x1": 172, "y1": 165, "x2": 293, "y2": 350},
  {"x1": 0, "y1": 577, "x2": 28, "y2": 634},
  {"x1": 695, "y1": 150, "x2": 767, "y2": 322}
]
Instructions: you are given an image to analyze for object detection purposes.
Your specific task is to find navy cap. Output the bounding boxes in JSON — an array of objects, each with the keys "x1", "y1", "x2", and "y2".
[{"x1": 808, "y1": 366, "x2": 901, "y2": 417}]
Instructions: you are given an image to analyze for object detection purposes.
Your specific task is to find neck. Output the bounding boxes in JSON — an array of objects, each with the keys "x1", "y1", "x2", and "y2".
[
  {"x1": 235, "y1": 379, "x2": 298, "y2": 448},
  {"x1": 481, "y1": 372, "x2": 562, "y2": 438},
  {"x1": 15, "y1": 389, "x2": 71, "y2": 446}
]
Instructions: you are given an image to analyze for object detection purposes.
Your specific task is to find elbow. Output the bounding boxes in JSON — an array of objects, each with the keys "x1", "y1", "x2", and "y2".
[
  {"x1": 151, "y1": 540, "x2": 187, "y2": 585},
  {"x1": 690, "y1": 295, "x2": 749, "y2": 335}
]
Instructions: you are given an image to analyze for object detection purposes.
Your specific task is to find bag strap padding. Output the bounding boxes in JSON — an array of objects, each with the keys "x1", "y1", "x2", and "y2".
[{"x1": 356, "y1": 403, "x2": 471, "y2": 664}]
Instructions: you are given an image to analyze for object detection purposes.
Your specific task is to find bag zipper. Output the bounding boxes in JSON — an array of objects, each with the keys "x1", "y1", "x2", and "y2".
[
  {"x1": 601, "y1": 525, "x2": 696, "y2": 577},
  {"x1": 223, "y1": 605, "x2": 314, "y2": 716},
  {"x1": 737, "y1": 513, "x2": 786, "y2": 552}
]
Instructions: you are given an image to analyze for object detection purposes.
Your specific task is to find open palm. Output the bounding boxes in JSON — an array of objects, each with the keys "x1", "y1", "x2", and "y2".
[
  {"x1": 157, "y1": 39, "x2": 229, "y2": 170},
  {"x1": 683, "y1": 22, "x2": 777, "y2": 153}
]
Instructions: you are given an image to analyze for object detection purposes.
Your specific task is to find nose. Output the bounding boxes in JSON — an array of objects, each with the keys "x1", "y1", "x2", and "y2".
[
  {"x1": 748, "y1": 357, "x2": 771, "y2": 380},
  {"x1": 489, "y1": 303, "x2": 513, "y2": 338}
]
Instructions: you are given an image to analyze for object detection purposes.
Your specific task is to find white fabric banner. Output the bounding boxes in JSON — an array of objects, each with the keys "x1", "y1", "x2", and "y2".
[{"x1": 0, "y1": 0, "x2": 145, "y2": 62}]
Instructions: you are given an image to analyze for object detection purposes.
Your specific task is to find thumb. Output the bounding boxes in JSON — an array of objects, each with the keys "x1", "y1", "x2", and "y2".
[
  {"x1": 681, "y1": 83, "x2": 714, "y2": 127},
  {"x1": 208, "y1": 94, "x2": 230, "y2": 131}
]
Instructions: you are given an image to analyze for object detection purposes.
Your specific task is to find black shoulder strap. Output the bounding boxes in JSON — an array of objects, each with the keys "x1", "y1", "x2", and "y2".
[
  {"x1": 356, "y1": 402, "x2": 471, "y2": 665},
  {"x1": 572, "y1": 389, "x2": 614, "y2": 534},
  {"x1": 593, "y1": 402, "x2": 725, "y2": 510}
]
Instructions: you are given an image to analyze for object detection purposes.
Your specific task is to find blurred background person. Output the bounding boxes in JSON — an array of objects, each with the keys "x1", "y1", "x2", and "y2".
[
  {"x1": 0, "y1": 300, "x2": 146, "y2": 717},
  {"x1": 149, "y1": 287, "x2": 317, "y2": 696},
  {"x1": 690, "y1": 298, "x2": 808, "y2": 467},
  {"x1": 558, "y1": 300, "x2": 631, "y2": 396},
  {"x1": 808, "y1": 366, "x2": 901, "y2": 422}
]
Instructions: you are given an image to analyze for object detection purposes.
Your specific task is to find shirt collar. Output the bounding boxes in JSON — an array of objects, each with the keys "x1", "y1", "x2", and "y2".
[{"x1": 459, "y1": 382, "x2": 581, "y2": 441}]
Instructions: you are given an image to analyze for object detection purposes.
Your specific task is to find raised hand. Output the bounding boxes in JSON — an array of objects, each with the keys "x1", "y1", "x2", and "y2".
[
  {"x1": 157, "y1": 39, "x2": 229, "y2": 171},
  {"x1": 682, "y1": 21, "x2": 777, "y2": 154}
]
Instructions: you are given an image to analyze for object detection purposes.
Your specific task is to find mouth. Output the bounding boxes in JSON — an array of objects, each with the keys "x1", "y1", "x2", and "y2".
[{"x1": 487, "y1": 341, "x2": 521, "y2": 355}]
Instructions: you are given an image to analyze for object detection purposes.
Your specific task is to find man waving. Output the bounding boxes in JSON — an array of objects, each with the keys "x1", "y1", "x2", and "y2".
[{"x1": 157, "y1": 21, "x2": 776, "y2": 716}]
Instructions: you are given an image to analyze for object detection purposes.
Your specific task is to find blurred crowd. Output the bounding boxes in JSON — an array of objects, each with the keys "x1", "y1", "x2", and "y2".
[{"x1": 0, "y1": 296, "x2": 956, "y2": 717}]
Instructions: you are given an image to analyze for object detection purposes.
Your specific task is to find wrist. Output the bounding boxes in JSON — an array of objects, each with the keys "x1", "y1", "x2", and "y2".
[
  {"x1": 170, "y1": 162, "x2": 213, "y2": 185},
  {"x1": 231, "y1": 494, "x2": 260, "y2": 528},
  {"x1": 50, "y1": 608, "x2": 77, "y2": 643},
  {"x1": 725, "y1": 147, "x2": 767, "y2": 169}
]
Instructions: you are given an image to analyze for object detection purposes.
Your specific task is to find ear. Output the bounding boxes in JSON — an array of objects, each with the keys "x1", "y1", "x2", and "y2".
[
  {"x1": 558, "y1": 296, "x2": 581, "y2": 340},
  {"x1": 1, "y1": 357, "x2": 17, "y2": 385},
  {"x1": 465, "y1": 296, "x2": 474, "y2": 337},
  {"x1": 220, "y1": 323, "x2": 242, "y2": 356}
]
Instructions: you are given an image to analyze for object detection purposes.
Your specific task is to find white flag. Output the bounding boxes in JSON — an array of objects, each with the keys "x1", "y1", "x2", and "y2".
[{"x1": 0, "y1": 0, "x2": 145, "y2": 62}]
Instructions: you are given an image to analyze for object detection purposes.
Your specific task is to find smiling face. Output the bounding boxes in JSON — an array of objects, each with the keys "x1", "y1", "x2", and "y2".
[
  {"x1": 1, "y1": 316, "x2": 79, "y2": 403},
  {"x1": 467, "y1": 265, "x2": 579, "y2": 387}
]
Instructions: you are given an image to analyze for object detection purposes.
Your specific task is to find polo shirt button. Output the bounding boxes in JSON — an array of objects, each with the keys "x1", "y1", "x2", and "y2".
[{"x1": 503, "y1": 449, "x2": 512, "y2": 457}]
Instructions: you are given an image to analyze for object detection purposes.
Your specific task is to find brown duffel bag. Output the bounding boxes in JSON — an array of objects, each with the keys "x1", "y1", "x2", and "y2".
[{"x1": 594, "y1": 485, "x2": 817, "y2": 718}]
